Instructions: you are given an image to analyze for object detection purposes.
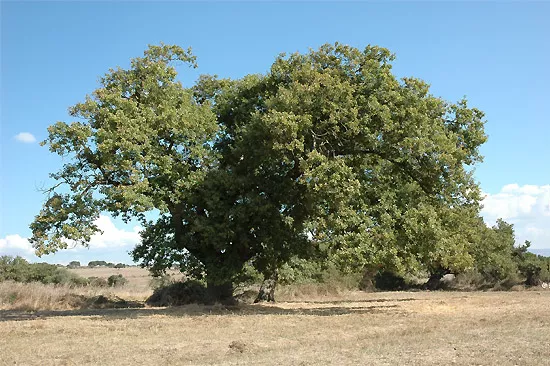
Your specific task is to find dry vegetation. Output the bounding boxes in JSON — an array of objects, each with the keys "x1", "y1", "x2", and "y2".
[
  {"x1": 0, "y1": 267, "x2": 181, "y2": 312},
  {"x1": 1, "y1": 269, "x2": 549, "y2": 366},
  {"x1": 68, "y1": 266, "x2": 183, "y2": 293}
]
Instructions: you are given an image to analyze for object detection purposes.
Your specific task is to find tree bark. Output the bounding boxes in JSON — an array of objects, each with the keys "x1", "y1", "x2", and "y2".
[{"x1": 255, "y1": 269, "x2": 278, "y2": 303}]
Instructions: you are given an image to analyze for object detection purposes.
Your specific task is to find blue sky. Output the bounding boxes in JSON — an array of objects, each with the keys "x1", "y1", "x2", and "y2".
[{"x1": 1, "y1": 2, "x2": 549, "y2": 264}]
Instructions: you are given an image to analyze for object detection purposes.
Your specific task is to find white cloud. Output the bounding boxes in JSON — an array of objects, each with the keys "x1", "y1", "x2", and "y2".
[
  {"x1": 14, "y1": 132, "x2": 37, "y2": 143},
  {"x1": 0, "y1": 215, "x2": 142, "y2": 263},
  {"x1": 481, "y1": 184, "x2": 550, "y2": 249},
  {"x1": 88, "y1": 215, "x2": 141, "y2": 249},
  {"x1": 0, "y1": 234, "x2": 36, "y2": 257}
]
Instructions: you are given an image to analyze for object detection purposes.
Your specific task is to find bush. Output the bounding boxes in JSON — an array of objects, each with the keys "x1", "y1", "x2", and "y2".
[
  {"x1": 516, "y1": 253, "x2": 550, "y2": 287},
  {"x1": 150, "y1": 274, "x2": 174, "y2": 290},
  {"x1": 108, "y1": 274, "x2": 128, "y2": 287},
  {"x1": 70, "y1": 276, "x2": 90, "y2": 287},
  {"x1": 319, "y1": 265, "x2": 362, "y2": 290},
  {"x1": 88, "y1": 260, "x2": 108, "y2": 268},
  {"x1": 234, "y1": 263, "x2": 263, "y2": 287},
  {"x1": 494, "y1": 273, "x2": 522, "y2": 290},
  {"x1": 520, "y1": 262, "x2": 542, "y2": 286},
  {"x1": 114, "y1": 263, "x2": 126, "y2": 269},
  {"x1": 374, "y1": 271, "x2": 407, "y2": 291},
  {"x1": 453, "y1": 270, "x2": 485, "y2": 289},
  {"x1": 0, "y1": 256, "x2": 87, "y2": 286},
  {"x1": 146, "y1": 280, "x2": 207, "y2": 306},
  {"x1": 88, "y1": 277, "x2": 108, "y2": 287},
  {"x1": 278, "y1": 259, "x2": 324, "y2": 285},
  {"x1": 67, "y1": 261, "x2": 81, "y2": 268}
]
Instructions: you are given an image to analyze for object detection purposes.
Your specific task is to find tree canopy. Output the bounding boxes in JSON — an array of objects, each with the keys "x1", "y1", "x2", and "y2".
[{"x1": 31, "y1": 43, "x2": 491, "y2": 300}]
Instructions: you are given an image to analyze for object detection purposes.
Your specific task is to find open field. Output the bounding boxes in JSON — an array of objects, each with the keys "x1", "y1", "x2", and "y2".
[
  {"x1": 67, "y1": 266, "x2": 184, "y2": 294},
  {"x1": 1, "y1": 290, "x2": 549, "y2": 365},
  {"x1": 0, "y1": 267, "x2": 183, "y2": 312}
]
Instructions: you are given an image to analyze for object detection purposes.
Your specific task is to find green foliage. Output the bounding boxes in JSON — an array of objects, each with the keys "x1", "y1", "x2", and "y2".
[
  {"x1": 31, "y1": 43, "x2": 492, "y2": 297},
  {"x1": 444, "y1": 221, "x2": 549, "y2": 289},
  {"x1": 0, "y1": 256, "x2": 87, "y2": 286},
  {"x1": 86, "y1": 261, "x2": 116, "y2": 268},
  {"x1": 87, "y1": 277, "x2": 108, "y2": 287},
  {"x1": 67, "y1": 261, "x2": 81, "y2": 268},
  {"x1": 277, "y1": 258, "x2": 362, "y2": 290},
  {"x1": 114, "y1": 263, "x2": 127, "y2": 268},
  {"x1": 187, "y1": 43, "x2": 487, "y2": 282},
  {"x1": 278, "y1": 258, "x2": 324, "y2": 285},
  {"x1": 470, "y1": 219, "x2": 519, "y2": 283},
  {"x1": 88, "y1": 261, "x2": 108, "y2": 268},
  {"x1": 233, "y1": 262, "x2": 263, "y2": 287},
  {"x1": 513, "y1": 241, "x2": 550, "y2": 286},
  {"x1": 107, "y1": 274, "x2": 128, "y2": 287},
  {"x1": 149, "y1": 274, "x2": 175, "y2": 290},
  {"x1": 70, "y1": 276, "x2": 90, "y2": 287},
  {"x1": 146, "y1": 280, "x2": 208, "y2": 306}
]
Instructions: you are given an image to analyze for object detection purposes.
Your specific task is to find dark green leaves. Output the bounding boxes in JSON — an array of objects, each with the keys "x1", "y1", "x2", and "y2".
[{"x1": 32, "y1": 43, "x2": 491, "y2": 287}]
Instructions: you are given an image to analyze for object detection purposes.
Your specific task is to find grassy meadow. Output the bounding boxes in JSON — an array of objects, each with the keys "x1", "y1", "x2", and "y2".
[{"x1": 1, "y1": 266, "x2": 549, "y2": 365}]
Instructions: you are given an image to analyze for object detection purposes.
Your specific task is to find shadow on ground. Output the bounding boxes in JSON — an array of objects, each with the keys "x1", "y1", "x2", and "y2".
[
  {"x1": 0, "y1": 300, "x2": 409, "y2": 322},
  {"x1": 282, "y1": 297, "x2": 420, "y2": 305}
]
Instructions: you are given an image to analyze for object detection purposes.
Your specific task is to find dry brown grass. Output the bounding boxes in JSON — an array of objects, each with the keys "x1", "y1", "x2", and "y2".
[
  {"x1": 0, "y1": 267, "x2": 178, "y2": 312},
  {"x1": 0, "y1": 281, "x2": 150, "y2": 312},
  {"x1": 68, "y1": 266, "x2": 183, "y2": 293},
  {"x1": 1, "y1": 289, "x2": 549, "y2": 365}
]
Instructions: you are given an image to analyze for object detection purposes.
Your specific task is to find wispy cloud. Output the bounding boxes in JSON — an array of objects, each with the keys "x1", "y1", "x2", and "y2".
[
  {"x1": 481, "y1": 184, "x2": 550, "y2": 249},
  {"x1": 14, "y1": 132, "x2": 37, "y2": 143}
]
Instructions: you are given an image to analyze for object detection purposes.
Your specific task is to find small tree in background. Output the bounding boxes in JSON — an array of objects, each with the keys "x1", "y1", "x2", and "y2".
[
  {"x1": 108, "y1": 274, "x2": 128, "y2": 287},
  {"x1": 67, "y1": 261, "x2": 81, "y2": 268}
]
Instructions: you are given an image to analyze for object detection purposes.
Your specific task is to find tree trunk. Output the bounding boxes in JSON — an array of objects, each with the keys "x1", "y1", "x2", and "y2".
[
  {"x1": 206, "y1": 280, "x2": 235, "y2": 305},
  {"x1": 255, "y1": 269, "x2": 278, "y2": 303},
  {"x1": 359, "y1": 267, "x2": 377, "y2": 292},
  {"x1": 425, "y1": 268, "x2": 450, "y2": 290}
]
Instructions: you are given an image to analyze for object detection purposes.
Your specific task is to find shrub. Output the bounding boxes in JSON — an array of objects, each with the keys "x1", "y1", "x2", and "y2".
[
  {"x1": 67, "y1": 261, "x2": 81, "y2": 268},
  {"x1": 520, "y1": 262, "x2": 542, "y2": 286},
  {"x1": 374, "y1": 271, "x2": 407, "y2": 291},
  {"x1": 234, "y1": 262, "x2": 263, "y2": 287},
  {"x1": 114, "y1": 263, "x2": 126, "y2": 269},
  {"x1": 494, "y1": 273, "x2": 522, "y2": 290},
  {"x1": 88, "y1": 260, "x2": 108, "y2": 268},
  {"x1": 319, "y1": 265, "x2": 362, "y2": 290},
  {"x1": 146, "y1": 280, "x2": 207, "y2": 306},
  {"x1": 150, "y1": 274, "x2": 174, "y2": 290},
  {"x1": 278, "y1": 258, "x2": 324, "y2": 285},
  {"x1": 69, "y1": 276, "x2": 90, "y2": 287},
  {"x1": 515, "y1": 253, "x2": 550, "y2": 287},
  {"x1": 108, "y1": 274, "x2": 128, "y2": 287},
  {"x1": 88, "y1": 277, "x2": 108, "y2": 287},
  {"x1": 0, "y1": 256, "x2": 87, "y2": 286}
]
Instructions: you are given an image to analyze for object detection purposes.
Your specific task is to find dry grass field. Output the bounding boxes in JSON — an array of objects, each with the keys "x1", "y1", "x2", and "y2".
[
  {"x1": 68, "y1": 266, "x2": 184, "y2": 294},
  {"x1": 1, "y1": 284, "x2": 549, "y2": 365}
]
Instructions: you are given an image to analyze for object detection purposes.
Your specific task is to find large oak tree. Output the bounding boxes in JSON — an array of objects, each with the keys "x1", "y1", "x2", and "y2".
[{"x1": 31, "y1": 43, "x2": 487, "y2": 301}]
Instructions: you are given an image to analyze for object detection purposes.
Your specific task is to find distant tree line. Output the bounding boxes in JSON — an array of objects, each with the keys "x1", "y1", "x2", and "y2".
[
  {"x1": 0, "y1": 256, "x2": 128, "y2": 287},
  {"x1": 86, "y1": 261, "x2": 127, "y2": 268}
]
